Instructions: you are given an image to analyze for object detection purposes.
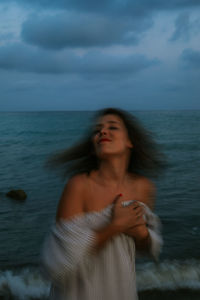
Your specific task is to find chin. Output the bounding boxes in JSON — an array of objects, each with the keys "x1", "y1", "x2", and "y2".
[{"x1": 96, "y1": 150, "x2": 122, "y2": 159}]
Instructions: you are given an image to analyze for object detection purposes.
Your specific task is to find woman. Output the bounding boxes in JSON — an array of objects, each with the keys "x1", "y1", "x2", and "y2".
[{"x1": 42, "y1": 108, "x2": 164, "y2": 300}]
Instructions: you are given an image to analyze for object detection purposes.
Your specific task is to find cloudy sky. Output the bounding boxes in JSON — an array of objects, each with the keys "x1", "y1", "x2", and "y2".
[{"x1": 0, "y1": 0, "x2": 200, "y2": 111}]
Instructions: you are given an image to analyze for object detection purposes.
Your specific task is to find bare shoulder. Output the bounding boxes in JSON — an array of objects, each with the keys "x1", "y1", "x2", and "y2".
[
  {"x1": 56, "y1": 173, "x2": 88, "y2": 221},
  {"x1": 130, "y1": 174, "x2": 156, "y2": 210},
  {"x1": 62, "y1": 173, "x2": 88, "y2": 197},
  {"x1": 137, "y1": 176, "x2": 155, "y2": 191},
  {"x1": 67, "y1": 173, "x2": 88, "y2": 187}
]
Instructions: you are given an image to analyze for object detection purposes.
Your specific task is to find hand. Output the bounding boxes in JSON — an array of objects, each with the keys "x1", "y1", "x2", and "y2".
[
  {"x1": 125, "y1": 223, "x2": 149, "y2": 239},
  {"x1": 111, "y1": 194, "x2": 146, "y2": 233}
]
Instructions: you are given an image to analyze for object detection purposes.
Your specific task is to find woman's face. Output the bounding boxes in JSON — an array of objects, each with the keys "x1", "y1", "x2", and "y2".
[{"x1": 92, "y1": 114, "x2": 133, "y2": 158}]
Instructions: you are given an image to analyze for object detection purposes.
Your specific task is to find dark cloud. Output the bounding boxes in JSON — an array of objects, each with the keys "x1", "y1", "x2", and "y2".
[
  {"x1": 0, "y1": 42, "x2": 159, "y2": 75},
  {"x1": 0, "y1": 43, "x2": 64, "y2": 73},
  {"x1": 164, "y1": 83, "x2": 184, "y2": 92},
  {"x1": 21, "y1": 12, "x2": 152, "y2": 49},
  {"x1": 181, "y1": 48, "x2": 200, "y2": 69},
  {"x1": 170, "y1": 12, "x2": 200, "y2": 42},
  {"x1": 170, "y1": 12, "x2": 191, "y2": 41},
  {"x1": 2, "y1": 0, "x2": 200, "y2": 14},
  {"x1": 1, "y1": 0, "x2": 200, "y2": 111},
  {"x1": 0, "y1": 32, "x2": 15, "y2": 42}
]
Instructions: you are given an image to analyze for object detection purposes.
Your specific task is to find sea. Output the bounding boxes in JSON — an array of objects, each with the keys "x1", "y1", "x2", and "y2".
[{"x1": 0, "y1": 110, "x2": 200, "y2": 300}]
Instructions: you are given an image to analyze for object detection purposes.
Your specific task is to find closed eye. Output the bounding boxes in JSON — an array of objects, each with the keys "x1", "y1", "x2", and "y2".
[{"x1": 92, "y1": 126, "x2": 119, "y2": 135}]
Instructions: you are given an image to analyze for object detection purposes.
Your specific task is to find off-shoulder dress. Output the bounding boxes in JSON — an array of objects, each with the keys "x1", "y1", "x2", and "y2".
[{"x1": 41, "y1": 200, "x2": 162, "y2": 300}]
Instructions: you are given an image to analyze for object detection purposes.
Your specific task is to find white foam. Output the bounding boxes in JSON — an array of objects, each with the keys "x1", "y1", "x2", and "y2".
[
  {"x1": 0, "y1": 267, "x2": 50, "y2": 299},
  {"x1": 0, "y1": 260, "x2": 200, "y2": 299},
  {"x1": 136, "y1": 259, "x2": 200, "y2": 291}
]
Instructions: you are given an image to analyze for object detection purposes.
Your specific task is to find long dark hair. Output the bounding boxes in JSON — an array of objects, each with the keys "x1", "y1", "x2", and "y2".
[{"x1": 45, "y1": 108, "x2": 166, "y2": 179}]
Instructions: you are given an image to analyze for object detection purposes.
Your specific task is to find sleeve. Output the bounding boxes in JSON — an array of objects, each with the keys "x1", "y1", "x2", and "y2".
[
  {"x1": 142, "y1": 203, "x2": 163, "y2": 261},
  {"x1": 41, "y1": 216, "x2": 96, "y2": 286}
]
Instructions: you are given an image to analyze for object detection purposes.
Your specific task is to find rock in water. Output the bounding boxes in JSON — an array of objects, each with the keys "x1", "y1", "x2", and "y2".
[{"x1": 6, "y1": 189, "x2": 27, "y2": 201}]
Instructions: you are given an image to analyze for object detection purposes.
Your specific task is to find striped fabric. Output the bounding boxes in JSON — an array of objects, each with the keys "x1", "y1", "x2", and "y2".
[{"x1": 41, "y1": 201, "x2": 162, "y2": 300}]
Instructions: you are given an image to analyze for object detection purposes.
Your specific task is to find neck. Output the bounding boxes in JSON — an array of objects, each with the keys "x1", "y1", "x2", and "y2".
[{"x1": 98, "y1": 154, "x2": 130, "y2": 187}]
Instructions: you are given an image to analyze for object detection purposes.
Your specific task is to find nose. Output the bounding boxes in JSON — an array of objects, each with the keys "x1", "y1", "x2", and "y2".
[{"x1": 99, "y1": 127, "x2": 107, "y2": 136}]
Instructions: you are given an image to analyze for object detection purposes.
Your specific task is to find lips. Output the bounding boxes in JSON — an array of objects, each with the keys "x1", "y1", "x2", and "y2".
[{"x1": 98, "y1": 138, "x2": 111, "y2": 144}]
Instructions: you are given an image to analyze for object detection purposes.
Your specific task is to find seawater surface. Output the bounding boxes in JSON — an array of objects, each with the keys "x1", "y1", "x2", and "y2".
[{"x1": 0, "y1": 110, "x2": 200, "y2": 299}]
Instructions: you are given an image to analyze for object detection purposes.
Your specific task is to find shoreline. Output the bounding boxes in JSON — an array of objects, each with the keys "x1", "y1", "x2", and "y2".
[
  {"x1": 138, "y1": 289, "x2": 200, "y2": 300},
  {"x1": 1, "y1": 289, "x2": 200, "y2": 300}
]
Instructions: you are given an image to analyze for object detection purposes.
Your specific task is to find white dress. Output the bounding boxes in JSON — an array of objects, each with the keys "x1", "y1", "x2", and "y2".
[{"x1": 41, "y1": 200, "x2": 162, "y2": 300}]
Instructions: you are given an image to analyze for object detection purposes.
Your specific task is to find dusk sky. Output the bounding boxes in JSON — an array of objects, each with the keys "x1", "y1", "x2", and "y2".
[{"x1": 0, "y1": 0, "x2": 200, "y2": 111}]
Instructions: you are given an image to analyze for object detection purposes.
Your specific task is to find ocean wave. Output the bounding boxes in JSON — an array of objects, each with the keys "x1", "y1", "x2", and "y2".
[
  {"x1": 136, "y1": 259, "x2": 200, "y2": 291},
  {"x1": 0, "y1": 259, "x2": 200, "y2": 299},
  {"x1": 0, "y1": 267, "x2": 50, "y2": 300}
]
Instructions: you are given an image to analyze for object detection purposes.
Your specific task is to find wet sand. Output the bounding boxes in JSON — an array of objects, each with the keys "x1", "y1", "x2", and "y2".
[{"x1": 138, "y1": 289, "x2": 200, "y2": 300}]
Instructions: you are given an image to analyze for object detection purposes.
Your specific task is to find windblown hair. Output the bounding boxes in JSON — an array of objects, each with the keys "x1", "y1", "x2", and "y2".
[{"x1": 45, "y1": 108, "x2": 166, "y2": 179}]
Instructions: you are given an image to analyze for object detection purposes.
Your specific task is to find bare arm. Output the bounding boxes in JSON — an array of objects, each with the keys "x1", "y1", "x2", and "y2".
[
  {"x1": 56, "y1": 180, "x2": 145, "y2": 252},
  {"x1": 93, "y1": 195, "x2": 146, "y2": 252},
  {"x1": 56, "y1": 175, "x2": 87, "y2": 222},
  {"x1": 124, "y1": 179, "x2": 156, "y2": 252},
  {"x1": 43, "y1": 177, "x2": 148, "y2": 284},
  {"x1": 56, "y1": 178, "x2": 122, "y2": 252},
  {"x1": 94, "y1": 195, "x2": 148, "y2": 251},
  {"x1": 43, "y1": 176, "x2": 119, "y2": 283}
]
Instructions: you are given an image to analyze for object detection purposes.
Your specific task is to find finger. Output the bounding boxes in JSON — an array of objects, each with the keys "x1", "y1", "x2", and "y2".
[
  {"x1": 136, "y1": 211, "x2": 144, "y2": 218},
  {"x1": 132, "y1": 202, "x2": 141, "y2": 208},
  {"x1": 135, "y1": 217, "x2": 146, "y2": 225},
  {"x1": 131, "y1": 207, "x2": 141, "y2": 215},
  {"x1": 134, "y1": 211, "x2": 143, "y2": 218},
  {"x1": 138, "y1": 214, "x2": 147, "y2": 223},
  {"x1": 132, "y1": 206, "x2": 143, "y2": 214},
  {"x1": 113, "y1": 193, "x2": 123, "y2": 205}
]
